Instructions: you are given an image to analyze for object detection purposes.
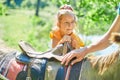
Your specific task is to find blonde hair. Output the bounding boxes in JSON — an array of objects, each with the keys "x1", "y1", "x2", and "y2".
[
  {"x1": 57, "y1": 4, "x2": 77, "y2": 22},
  {"x1": 57, "y1": 10, "x2": 77, "y2": 22},
  {"x1": 60, "y1": 4, "x2": 73, "y2": 11},
  {"x1": 52, "y1": 4, "x2": 77, "y2": 30}
]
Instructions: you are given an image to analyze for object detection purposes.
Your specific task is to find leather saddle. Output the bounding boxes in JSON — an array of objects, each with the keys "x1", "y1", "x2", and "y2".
[
  {"x1": 16, "y1": 41, "x2": 72, "y2": 64},
  {"x1": 15, "y1": 41, "x2": 73, "y2": 80}
]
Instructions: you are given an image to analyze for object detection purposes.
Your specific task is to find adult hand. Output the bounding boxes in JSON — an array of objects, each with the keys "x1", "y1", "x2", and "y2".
[{"x1": 61, "y1": 47, "x2": 87, "y2": 66}]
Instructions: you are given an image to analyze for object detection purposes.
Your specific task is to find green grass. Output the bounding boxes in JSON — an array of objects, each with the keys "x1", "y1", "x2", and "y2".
[
  {"x1": 0, "y1": 6, "x2": 57, "y2": 51},
  {"x1": 0, "y1": 2, "x2": 111, "y2": 52}
]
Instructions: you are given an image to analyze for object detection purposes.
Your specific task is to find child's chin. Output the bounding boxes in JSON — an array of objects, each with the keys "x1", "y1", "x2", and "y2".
[{"x1": 67, "y1": 32, "x2": 72, "y2": 35}]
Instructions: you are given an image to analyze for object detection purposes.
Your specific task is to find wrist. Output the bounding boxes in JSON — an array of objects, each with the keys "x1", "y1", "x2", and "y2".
[
  {"x1": 78, "y1": 47, "x2": 88, "y2": 56},
  {"x1": 82, "y1": 46, "x2": 91, "y2": 56}
]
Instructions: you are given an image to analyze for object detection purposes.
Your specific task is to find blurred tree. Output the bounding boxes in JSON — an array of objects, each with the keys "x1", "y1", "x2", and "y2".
[
  {"x1": 4, "y1": 0, "x2": 23, "y2": 7},
  {"x1": 14, "y1": 0, "x2": 23, "y2": 7},
  {"x1": 51, "y1": 0, "x2": 119, "y2": 35},
  {"x1": 35, "y1": 0, "x2": 40, "y2": 16},
  {"x1": 5, "y1": 0, "x2": 11, "y2": 6}
]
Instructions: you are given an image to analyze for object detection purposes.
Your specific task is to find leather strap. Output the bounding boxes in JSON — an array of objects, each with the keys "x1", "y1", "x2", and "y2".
[{"x1": 62, "y1": 42, "x2": 72, "y2": 80}]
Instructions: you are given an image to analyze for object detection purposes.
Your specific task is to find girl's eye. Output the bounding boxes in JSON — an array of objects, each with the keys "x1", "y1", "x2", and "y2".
[
  {"x1": 65, "y1": 22, "x2": 69, "y2": 24},
  {"x1": 64, "y1": 22, "x2": 69, "y2": 25},
  {"x1": 63, "y1": 21, "x2": 75, "y2": 26}
]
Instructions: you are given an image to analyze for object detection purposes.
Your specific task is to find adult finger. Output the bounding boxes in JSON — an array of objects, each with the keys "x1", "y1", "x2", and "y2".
[
  {"x1": 61, "y1": 53, "x2": 70, "y2": 65},
  {"x1": 71, "y1": 58, "x2": 82, "y2": 65},
  {"x1": 64, "y1": 53, "x2": 76, "y2": 66},
  {"x1": 61, "y1": 53, "x2": 74, "y2": 65}
]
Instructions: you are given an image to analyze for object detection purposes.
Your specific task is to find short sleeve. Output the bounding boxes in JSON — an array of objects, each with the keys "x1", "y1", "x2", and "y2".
[
  {"x1": 71, "y1": 33, "x2": 85, "y2": 49},
  {"x1": 50, "y1": 31, "x2": 54, "y2": 39}
]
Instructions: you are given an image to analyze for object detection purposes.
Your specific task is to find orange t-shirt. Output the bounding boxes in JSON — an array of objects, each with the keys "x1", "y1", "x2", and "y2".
[{"x1": 50, "y1": 29, "x2": 84, "y2": 49}]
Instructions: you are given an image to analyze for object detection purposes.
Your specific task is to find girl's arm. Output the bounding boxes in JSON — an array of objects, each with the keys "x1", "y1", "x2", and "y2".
[{"x1": 52, "y1": 38, "x2": 59, "y2": 48}]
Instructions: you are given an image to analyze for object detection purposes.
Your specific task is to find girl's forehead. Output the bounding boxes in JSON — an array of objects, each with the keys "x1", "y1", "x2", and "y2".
[
  {"x1": 60, "y1": 14, "x2": 75, "y2": 21},
  {"x1": 57, "y1": 10, "x2": 77, "y2": 22},
  {"x1": 60, "y1": 13, "x2": 74, "y2": 18},
  {"x1": 62, "y1": 14, "x2": 74, "y2": 17},
  {"x1": 58, "y1": 10, "x2": 74, "y2": 17}
]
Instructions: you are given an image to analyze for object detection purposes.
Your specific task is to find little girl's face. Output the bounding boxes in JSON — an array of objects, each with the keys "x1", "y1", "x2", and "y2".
[{"x1": 59, "y1": 14, "x2": 76, "y2": 35}]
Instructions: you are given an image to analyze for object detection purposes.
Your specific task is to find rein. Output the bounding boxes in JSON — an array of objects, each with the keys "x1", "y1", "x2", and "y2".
[{"x1": 62, "y1": 42, "x2": 72, "y2": 80}]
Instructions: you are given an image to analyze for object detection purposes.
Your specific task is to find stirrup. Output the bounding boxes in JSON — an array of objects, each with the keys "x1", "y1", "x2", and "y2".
[{"x1": 117, "y1": 3, "x2": 120, "y2": 15}]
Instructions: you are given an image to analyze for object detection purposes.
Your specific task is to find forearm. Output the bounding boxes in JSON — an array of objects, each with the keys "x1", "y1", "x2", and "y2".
[
  {"x1": 85, "y1": 15, "x2": 120, "y2": 55},
  {"x1": 52, "y1": 39, "x2": 59, "y2": 48},
  {"x1": 86, "y1": 35, "x2": 110, "y2": 54},
  {"x1": 109, "y1": 15, "x2": 120, "y2": 33}
]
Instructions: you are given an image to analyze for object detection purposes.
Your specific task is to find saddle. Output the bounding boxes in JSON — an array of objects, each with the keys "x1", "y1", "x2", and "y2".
[
  {"x1": 16, "y1": 41, "x2": 72, "y2": 64},
  {"x1": 16, "y1": 41, "x2": 73, "y2": 80}
]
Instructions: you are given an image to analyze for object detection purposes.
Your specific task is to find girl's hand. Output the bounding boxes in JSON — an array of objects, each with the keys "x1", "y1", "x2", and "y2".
[
  {"x1": 58, "y1": 35, "x2": 71, "y2": 44},
  {"x1": 71, "y1": 39, "x2": 77, "y2": 49}
]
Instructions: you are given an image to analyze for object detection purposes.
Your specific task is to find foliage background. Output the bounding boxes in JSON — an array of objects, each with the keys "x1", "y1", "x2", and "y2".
[{"x1": 0, "y1": 0, "x2": 119, "y2": 51}]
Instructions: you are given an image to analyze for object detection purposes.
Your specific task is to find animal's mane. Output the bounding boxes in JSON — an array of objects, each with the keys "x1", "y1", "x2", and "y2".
[
  {"x1": 88, "y1": 50, "x2": 120, "y2": 75},
  {"x1": 88, "y1": 32, "x2": 120, "y2": 75}
]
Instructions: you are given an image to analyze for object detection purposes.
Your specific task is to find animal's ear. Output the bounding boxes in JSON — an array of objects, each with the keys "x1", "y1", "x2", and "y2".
[{"x1": 109, "y1": 32, "x2": 120, "y2": 44}]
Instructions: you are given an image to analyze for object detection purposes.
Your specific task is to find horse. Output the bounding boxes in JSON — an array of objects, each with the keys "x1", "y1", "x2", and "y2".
[{"x1": 0, "y1": 32, "x2": 120, "y2": 80}]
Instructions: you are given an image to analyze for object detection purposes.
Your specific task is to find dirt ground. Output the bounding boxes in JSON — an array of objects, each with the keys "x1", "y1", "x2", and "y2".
[{"x1": 0, "y1": 39, "x2": 16, "y2": 58}]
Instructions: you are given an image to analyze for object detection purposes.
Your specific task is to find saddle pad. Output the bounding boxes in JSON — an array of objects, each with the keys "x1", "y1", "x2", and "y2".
[
  {"x1": 6, "y1": 58, "x2": 26, "y2": 80},
  {"x1": 16, "y1": 52, "x2": 31, "y2": 64},
  {"x1": 0, "y1": 74, "x2": 8, "y2": 80},
  {"x1": 55, "y1": 66, "x2": 65, "y2": 80},
  {"x1": 55, "y1": 59, "x2": 84, "y2": 80},
  {"x1": 1, "y1": 56, "x2": 48, "y2": 80},
  {"x1": 16, "y1": 59, "x2": 48, "y2": 80},
  {"x1": 0, "y1": 52, "x2": 17, "y2": 76}
]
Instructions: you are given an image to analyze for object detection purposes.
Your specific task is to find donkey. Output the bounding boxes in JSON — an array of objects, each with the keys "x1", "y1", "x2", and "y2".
[{"x1": 0, "y1": 32, "x2": 120, "y2": 80}]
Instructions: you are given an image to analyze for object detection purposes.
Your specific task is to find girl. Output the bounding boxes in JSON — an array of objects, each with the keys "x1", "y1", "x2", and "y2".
[{"x1": 50, "y1": 4, "x2": 84, "y2": 49}]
